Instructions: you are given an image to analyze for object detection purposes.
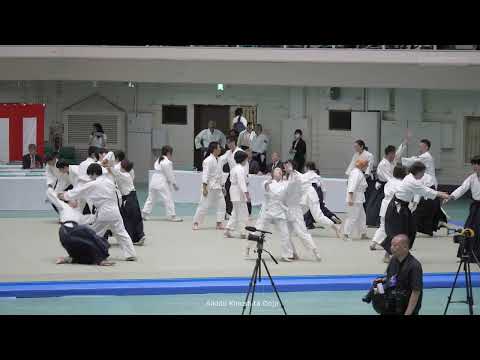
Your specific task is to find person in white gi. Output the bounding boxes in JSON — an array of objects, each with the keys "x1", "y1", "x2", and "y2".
[
  {"x1": 381, "y1": 161, "x2": 449, "y2": 262},
  {"x1": 224, "y1": 151, "x2": 250, "y2": 240},
  {"x1": 142, "y1": 145, "x2": 182, "y2": 222},
  {"x1": 46, "y1": 187, "x2": 93, "y2": 226},
  {"x1": 283, "y1": 160, "x2": 322, "y2": 261},
  {"x1": 79, "y1": 147, "x2": 100, "y2": 176},
  {"x1": 345, "y1": 140, "x2": 375, "y2": 178},
  {"x1": 344, "y1": 159, "x2": 369, "y2": 241},
  {"x1": 78, "y1": 147, "x2": 103, "y2": 214},
  {"x1": 194, "y1": 121, "x2": 226, "y2": 158},
  {"x1": 448, "y1": 157, "x2": 480, "y2": 203},
  {"x1": 220, "y1": 136, "x2": 249, "y2": 219},
  {"x1": 237, "y1": 122, "x2": 256, "y2": 150},
  {"x1": 58, "y1": 163, "x2": 137, "y2": 261},
  {"x1": 370, "y1": 165, "x2": 407, "y2": 250},
  {"x1": 398, "y1": 137, "x2": 437, "y2": 189},
  {"x1": 192, "y1": 141, "x2": 227, "y2": 230},
  {"x1": 106, "y1": 159, "x2": 146, "y2": 245},
  {"x1": 53, "y1": 160, "x2": 74, "y2": 197},
  {"x1": 253, "y1": 168, "x2": 293, "y2": 261},
  {"x1": 376, "y1": 144, "x2": 405, "y2": 184},
  {"x1": 45, "y1": 153, "x2": 60, "y2": 189},
  {"x1": 300, "y1": 171, "x2": 341, "y2": 238},
  {"x1": 251, "y1": 124, "x2": 269, "y2": 173},
  {"x1": 113, "y1": 150, "x2": 135, "y2": 180},
  {"x1": 447, "y1": 156, "x2": 480, "y2": 250}
]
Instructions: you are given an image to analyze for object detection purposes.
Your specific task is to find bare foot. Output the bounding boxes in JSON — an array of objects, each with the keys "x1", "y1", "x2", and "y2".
[
  {"x1": 192, "y1": 223, "x2": 199, "y2": 230},
  {"x1": 216, "y1": 223, "x2": 225, "y2": 230},
  {"x1": 99, "y1": 260, "x2": 115, "y2": 266},
  {"x1": 56, "y1": 257, "x2": 72, "y2": 264},
  {"x1": 332, "y1": 225, "x2": 341, "y2": 238}
]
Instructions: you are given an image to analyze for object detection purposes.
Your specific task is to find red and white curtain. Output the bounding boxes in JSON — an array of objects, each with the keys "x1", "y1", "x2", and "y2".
[{"x1": 0, "y1": 104, "x2": 45, "y2": 162}]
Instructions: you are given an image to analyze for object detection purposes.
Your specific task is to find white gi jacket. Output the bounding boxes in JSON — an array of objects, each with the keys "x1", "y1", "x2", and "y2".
[
  {"x1": 346, "y1": 167, "x2": 368, "y2": 203},
  {"x1": 194, "y1": 129, "x2": 226, "y2": 150},
  {"x1": 451, "y1": 173, "x2": 480, "y2": 201},
  {"x1": 110, "y1": 166, "x2": 135, "y2": 196},
  {"x1": 63, "y1": 175, "x2": 122, "y2": 223},
  {"x1": 346, "y1": 150, "x2": 375, "y2": 177},
  {"x1": 379, "y1": 178, "x2": 403, "y2": 218},
  {"x1": 399, "y1": 143, "x2": 437, "y2": 188},
  {"x1": 395, "y1": 173, "x2": 438, "y2": 203},
  {"x1": 202, "y1": 154, "x2": 225, "y2": 190},
  {"x1": 46, "y1": 188, "x2": 91, "y2": 225},
  {"x1": 229, "y1": 164, "x2": 248, "y2": 202},
  {"x1": 151, "y1": 157, "x2": 176, "y2": 190},
  {"x1": 263, "y1": 180, "x2": 288, "y2": 220},
  {"x1": 45, "y1": 161, "x2": 60, "y2": 188},
  {"x1": 78, "y1": 157, "x2": 96, "y2": 176}
]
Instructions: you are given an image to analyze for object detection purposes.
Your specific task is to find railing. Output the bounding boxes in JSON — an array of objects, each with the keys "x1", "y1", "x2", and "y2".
[{"x1": 145, "y1": 45, "x2": 480, "y2": 51}]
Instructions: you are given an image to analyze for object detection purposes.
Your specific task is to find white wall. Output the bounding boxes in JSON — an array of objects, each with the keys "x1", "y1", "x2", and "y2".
[{"x1": 0, "y1": 81, "x2": 478, "y2": 185}]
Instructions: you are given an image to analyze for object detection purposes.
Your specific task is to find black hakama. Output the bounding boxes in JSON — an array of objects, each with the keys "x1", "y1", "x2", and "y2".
[
  {"x1": 381, "y1": 197, "x2": 416, "y2": 255},
  {"x1": 363, "y1": 175, "x2": 376, "y2": 212},
  {"x1": 365, "y1": 180, "x2": 387, "y2": 227},
  {"x1": 59, "y1": 221, "x2": 110, "y2": 265},
  {"x1": 456, "y1": 200, "x2": 480, "y2": 262},
  {"x1": 413, "y1": 186, "x2": 448, "y2": 236},
  {"x1": 304, "y1": 183, "x2": 341, "y2": 228},
  {"x1": 120, "y1": 191, "x2": 145, "y2": 243}
]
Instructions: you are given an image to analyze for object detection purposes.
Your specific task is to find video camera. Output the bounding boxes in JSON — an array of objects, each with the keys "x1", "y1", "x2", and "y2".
[
  {"x1": 245, "y1": 226, "x2": 272, "y2": 244},
  {"x1": 452, "y1": 228, "x2": 475, "y2": 245},
  {"x1": 362, "y1": 278, "x2": 410, "y2": 315}
]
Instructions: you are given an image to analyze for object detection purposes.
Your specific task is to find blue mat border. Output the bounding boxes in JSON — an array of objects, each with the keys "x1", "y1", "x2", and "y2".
[{"x1": 0, "y1": 272, "x2": 478, "y2": 298}]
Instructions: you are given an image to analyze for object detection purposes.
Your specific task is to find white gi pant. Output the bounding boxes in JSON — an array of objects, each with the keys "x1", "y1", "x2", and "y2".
[
  {"x1": 372, "y1": 217, "x2": 386, "y2": 245},
  {"x1": 255, "y1": 214, "x2": 293, "y2": 259},
  {"x1": 308, "y1": 202, "x2": 334, "y2": 226},
  {"x1": 143, "y1": 184, "x2": 176, "y2": 217},
  {"x1": 193, "y1": 188, "x2": 226, "y2": 224},
  {"x1": 226, "y1": 201, "x2": 248, "y2": 235},
  {"x1": 287, "y1": 207, "x2": 317, "y2": 252},
  {"x1": 343, "y1": 203, "x2": 367, "y2": 237},
  {"x1": 90, "y1": 216, "x2": 136, "y2": 259}
]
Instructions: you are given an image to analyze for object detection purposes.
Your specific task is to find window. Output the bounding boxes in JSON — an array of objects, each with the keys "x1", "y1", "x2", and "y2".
[
  {"x1": 162, "y1": 105, "x2": 187, "y2": 125},
  {"x1": 329, "y1": 110, "x2": 351, "y2": 130},
  {"x1": 465, "y1": 116, "x2": 480, "y2": 162}
]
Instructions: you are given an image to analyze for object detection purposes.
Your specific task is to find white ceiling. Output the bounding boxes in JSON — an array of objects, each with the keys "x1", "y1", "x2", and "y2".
[{"x1": 0, "y1": 46, "x2": 480, "y2": 90}]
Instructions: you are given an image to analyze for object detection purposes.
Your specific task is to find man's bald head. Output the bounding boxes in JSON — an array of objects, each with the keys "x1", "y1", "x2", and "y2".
[{"x1": 391, "y1": 234, "x2": 410, "y2": 258}]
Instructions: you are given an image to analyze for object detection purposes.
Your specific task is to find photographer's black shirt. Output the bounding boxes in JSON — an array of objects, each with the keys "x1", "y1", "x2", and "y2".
[{"x1": 386, "y1": 253, "x2": 423, "y2": 314}]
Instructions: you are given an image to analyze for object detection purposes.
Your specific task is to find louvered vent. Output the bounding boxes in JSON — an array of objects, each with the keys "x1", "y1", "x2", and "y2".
[{"x1": 66, "y1": 113, "x2": 119, "y2": 145}]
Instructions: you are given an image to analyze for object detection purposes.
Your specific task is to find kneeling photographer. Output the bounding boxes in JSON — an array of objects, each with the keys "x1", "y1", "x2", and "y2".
[{"x1": 363, "y1": 234, "x2": 423, "y2": 315}]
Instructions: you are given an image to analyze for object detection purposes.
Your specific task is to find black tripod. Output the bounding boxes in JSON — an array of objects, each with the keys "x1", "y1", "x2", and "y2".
[
  {"x1": 241, "y1": 230, "x2": 287, "y2": 315},
  {"x1": 444, "y1": 240, "x2": 480, "y2": 315}
]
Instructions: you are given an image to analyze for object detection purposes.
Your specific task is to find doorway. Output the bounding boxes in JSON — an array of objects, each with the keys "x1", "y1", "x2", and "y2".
[{"x1": 193, "y1": 105, "x2": 230, "y2": 170}]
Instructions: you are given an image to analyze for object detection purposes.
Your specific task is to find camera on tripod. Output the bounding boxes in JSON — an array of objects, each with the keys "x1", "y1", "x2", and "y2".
[
  {"x1": 245, "y1": 226, "x2": 271, "y2": 244},
  {"x1": 452, "y1": 228, "x2": 475, "y2": 245}
]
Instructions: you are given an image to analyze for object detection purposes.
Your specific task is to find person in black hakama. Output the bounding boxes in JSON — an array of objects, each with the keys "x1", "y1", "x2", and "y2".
[
  {"x1": 302, "y1": 162, "x2": 342, "y2": 229},
  {"x1": 413, "y1": 175, "x2": 449, "y2": 236},
  {"x1": 448, "y1": 156, "x2": 480, "y2": 262},
  {"x1": 105, "y1": 159, "x2": 146, "y2": 245},
  {"x1": 366, "y1": 144, "x2": 404, "y2": 227},
  {"x1": 381, "y1": 162, "x2": 450, "y2": 262},
  {"x1": 57, "y1": 221, "x2": 113, "y2": 265}
]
